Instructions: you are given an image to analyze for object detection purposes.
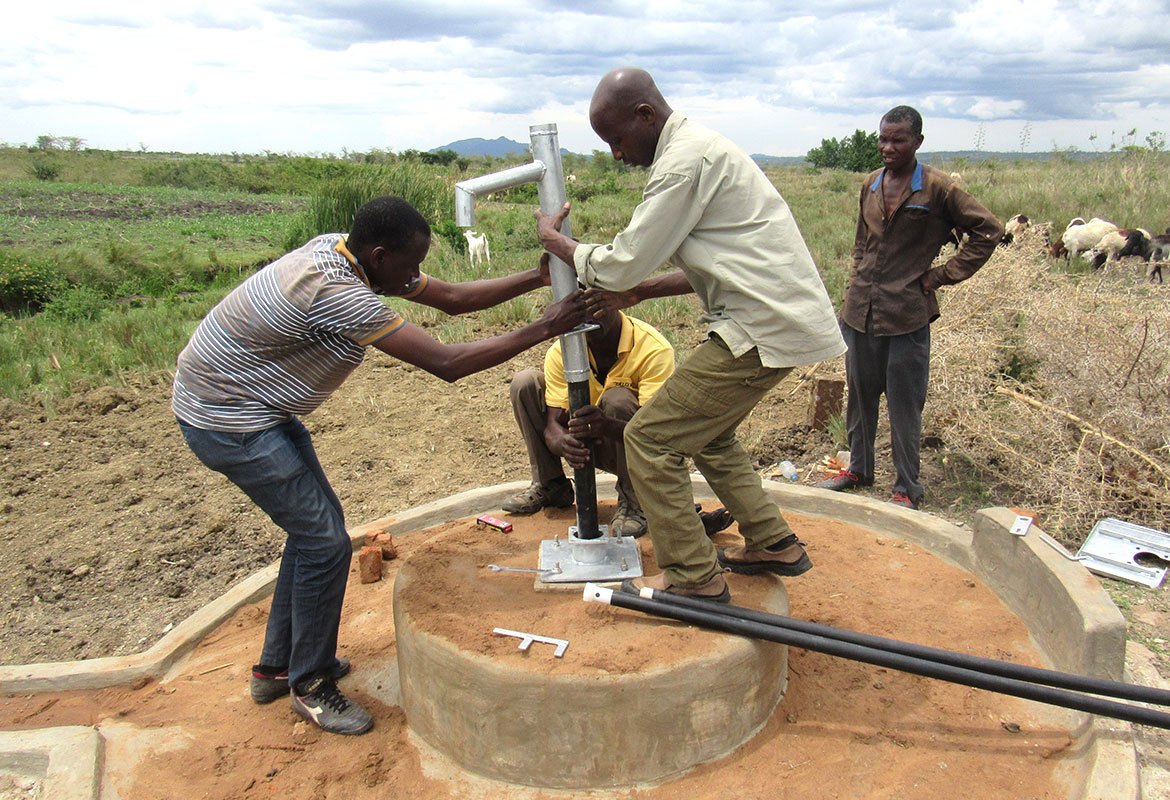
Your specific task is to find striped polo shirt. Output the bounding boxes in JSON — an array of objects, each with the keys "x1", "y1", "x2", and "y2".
[{"x1": 172, "y1": 234, "x2": 426, "y2": 432}]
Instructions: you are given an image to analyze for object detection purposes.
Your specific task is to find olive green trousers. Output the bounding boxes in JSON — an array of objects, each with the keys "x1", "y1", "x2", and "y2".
[{"x1": 624, "y1": 335, "x2": 796, "y2": 586}]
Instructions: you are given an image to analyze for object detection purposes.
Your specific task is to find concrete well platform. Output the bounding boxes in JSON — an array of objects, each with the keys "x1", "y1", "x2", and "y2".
[
  {"x1": 393, "y1": 519, "x2": 790, "y2": 789},
  {"x1": 0, "y1": 475, "x2": 1149, "y2": 799}
]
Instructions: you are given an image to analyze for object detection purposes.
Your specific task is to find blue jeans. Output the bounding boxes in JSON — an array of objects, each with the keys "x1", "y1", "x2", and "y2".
[{"x1": 178, "y1": 417, "x2": 351, "y2": 691}]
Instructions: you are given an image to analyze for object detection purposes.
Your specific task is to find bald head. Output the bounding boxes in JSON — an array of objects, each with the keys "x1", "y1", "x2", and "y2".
[
  {"x1": 588, "y1": 67, "x2": 673, "y2": 168},
  {"x1": 590, "y1": 68, "x2": 669, "y2": 119}
]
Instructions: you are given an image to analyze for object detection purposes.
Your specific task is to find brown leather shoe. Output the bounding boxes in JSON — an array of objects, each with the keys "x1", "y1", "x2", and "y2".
[
  {"x1": 621, "y1": 571, "x2": 731, "y2": 603},
  {"x1": 717, "y1": 542, "x2": 813, "y2": 576}
]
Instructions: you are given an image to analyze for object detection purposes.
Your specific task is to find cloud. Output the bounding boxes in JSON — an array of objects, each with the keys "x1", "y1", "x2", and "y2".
[{"x1": 3, "y1": 1, "x2": 1170, "y2": 156}]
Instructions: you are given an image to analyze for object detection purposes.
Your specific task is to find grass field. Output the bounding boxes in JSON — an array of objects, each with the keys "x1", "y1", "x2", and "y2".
[{"x1": 2, "y1": 143, "x2": 1169, "y2": 406}]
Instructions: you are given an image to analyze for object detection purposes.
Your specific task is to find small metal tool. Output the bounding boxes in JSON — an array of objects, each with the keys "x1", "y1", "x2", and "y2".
[
  {"x1": 486, "y1": 563, "x2": 562, "y2": 575},
  {"x1": 492, "y1": 627, "x2": 569, "y2": 658},
  {"x1": 1009, "y1": 515, "x2": 1032, "y2": 536}
]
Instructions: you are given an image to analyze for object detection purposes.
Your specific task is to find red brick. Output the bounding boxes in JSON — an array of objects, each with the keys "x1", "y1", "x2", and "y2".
[
  {"x1": 808, "y1": 378, "x2": 845, "y2": 430},
  {"x1": 358, "y1": 546, "x2": 383, "y2": 583},
  {"x1": 370, "y1": 531, "x2": 398, "y2": 560}
]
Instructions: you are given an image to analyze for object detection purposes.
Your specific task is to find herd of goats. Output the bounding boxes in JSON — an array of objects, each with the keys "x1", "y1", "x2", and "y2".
[{"x1": 1001, "y1": 212, "x2": 1169, "y2": 283}]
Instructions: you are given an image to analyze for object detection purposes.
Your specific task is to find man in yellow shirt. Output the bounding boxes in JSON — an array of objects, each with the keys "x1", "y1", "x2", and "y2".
[{"x1": 503, "y1": 301, "x2": 675, "y2": 538}]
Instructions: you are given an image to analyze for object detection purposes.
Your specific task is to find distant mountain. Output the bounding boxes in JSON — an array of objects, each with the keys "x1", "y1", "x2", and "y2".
[
  {"x1": 752, "y1": 154, "x2": 807, "y2": 167},
  {"x1": 431, "y1": 137, "x2": 530, "y2": 158},
  {"x1": 431, "y1": 137, "x2": 588, "y2": 159}
]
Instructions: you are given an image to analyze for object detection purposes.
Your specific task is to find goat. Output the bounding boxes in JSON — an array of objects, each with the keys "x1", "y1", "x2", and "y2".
[
  {"x1": 949, "y1": 171, "x2": 964, "y2": 189},
  {"x1": 1061, "y1": 217, "x2": 1118, "y2": 260},
  {"x1": 566, "y1": 174, "x2": 577, "y2": 183},
  {"x1": 1049, "y1": 217, "x2": 1087, "y2": 259},
  {"x1": 1085, "y1": 227, "x2": 1152, "y2": 269},
  {"x1": 1118, "y1": 228, "x2": 1154, "y2": 261},
  {"x1": 463, "y1": 230, "x2": 490, "y2": 267},
  {"x1": 1148, "y1": 232, "x2": 1170, "y2": 283},
  {"x1": 1001, "y1": 213, "x2": 1030, "y2": 246}
]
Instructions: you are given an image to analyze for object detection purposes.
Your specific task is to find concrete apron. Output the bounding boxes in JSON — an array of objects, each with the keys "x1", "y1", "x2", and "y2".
[
  {"x1": 0, "y1": 476, "x2": 1141, "y2": 799},
  {"x1": 394, "y1": 552, "x2": 789, "y2": 789}
]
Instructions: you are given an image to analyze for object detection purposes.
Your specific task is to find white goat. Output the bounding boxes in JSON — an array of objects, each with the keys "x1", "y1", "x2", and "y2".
[
  {"x1": 1061, "y1": 217, "x2": 1117, "y2": 260},
  {"x1": 463, "y1": 230, "x2": 490, "y2": 267},
  {"x1": 1086, "y1": 227, "x2": 1152, "y2": 268}
]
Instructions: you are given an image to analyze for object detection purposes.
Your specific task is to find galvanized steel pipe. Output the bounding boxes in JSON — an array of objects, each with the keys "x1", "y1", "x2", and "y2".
[{"x1": 453, "y1": 124, "x2": 600, "y2": 537}]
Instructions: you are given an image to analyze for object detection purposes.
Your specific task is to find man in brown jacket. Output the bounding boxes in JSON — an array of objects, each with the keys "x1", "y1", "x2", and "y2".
[{"x1": 817, "y1": 106, "x2": 1003, "y2": 509}]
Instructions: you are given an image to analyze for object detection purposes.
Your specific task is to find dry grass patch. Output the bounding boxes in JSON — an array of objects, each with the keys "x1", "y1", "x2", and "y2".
[{"x1": 930, "y1": 225, "x2": 1169, "y2": 544}]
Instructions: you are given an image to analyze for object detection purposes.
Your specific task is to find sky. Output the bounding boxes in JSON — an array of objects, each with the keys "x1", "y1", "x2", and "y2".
[{"x1": 4, "y1": 1, "x2": 1170, "y2": 158}]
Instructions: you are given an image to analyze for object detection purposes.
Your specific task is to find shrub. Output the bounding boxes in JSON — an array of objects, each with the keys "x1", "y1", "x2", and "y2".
[
  {"x1": 284, "y1": 163, "x2": 453, "y2": 249},
  {"x1": 140, "y1": 157, "x2": 231, "y2": 190},
  {"x1": 42, "y1": 285, "x2": 108, "y2": 322},
  {"x1": 29, "y1": 161, "x2": 61, "y2": 181},
  {"x1": 0, "y1": 253, "x2": 64, "y2": 314}
]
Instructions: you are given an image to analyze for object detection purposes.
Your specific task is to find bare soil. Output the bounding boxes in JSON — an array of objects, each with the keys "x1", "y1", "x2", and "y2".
[
  {"x1": 0, "y1": 326, "x2": 1167, "y2": 797},
  {"x1": 0, "y1": 509, "x2": 1076, "y2": 799}
]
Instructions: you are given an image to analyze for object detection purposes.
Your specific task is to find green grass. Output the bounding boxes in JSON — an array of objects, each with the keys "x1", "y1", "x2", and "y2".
[
  {"x1": 0, "y1": 180, "x2": 303, "y2": 269},
  {"x1": 3, "y1": 145, "x2": 1170, "y2": 406},
  {"x1": 0, "y1": 289, "x2": 226, "y2": 403}
]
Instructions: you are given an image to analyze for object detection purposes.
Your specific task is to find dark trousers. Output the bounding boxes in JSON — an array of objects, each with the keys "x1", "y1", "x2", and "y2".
[
  {"x1": 841, "y1": 319, "x2": 931, "y2": 503},
  {"x1": 178, "y1": 417, "x2": 350, "y2": 691}
]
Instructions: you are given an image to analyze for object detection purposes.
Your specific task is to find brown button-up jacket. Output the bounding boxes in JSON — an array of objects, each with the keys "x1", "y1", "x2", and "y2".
[{"x1": 841, "y1": 162, "x2": 1003, "y2": 336}]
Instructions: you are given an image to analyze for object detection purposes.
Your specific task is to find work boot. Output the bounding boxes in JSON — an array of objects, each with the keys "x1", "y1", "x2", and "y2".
[
  {"x1": 501, "y1": 478, "x2": 574, "y2": 515},
  {"x1": 250, "y1": 657, "x2": 351, "y2": 704},
  {"x1": 611, "y1": 482, "x2": 647, "y2": 538},
  {"x1": 291, "y1": 676, "x2": 373, "y2": 736},
  {"x1": 717, "y1": 538, "x2": 813, "y2": 577},
  {"x1": 621, "y1": 571, "x2": 731, "y2": 603}
]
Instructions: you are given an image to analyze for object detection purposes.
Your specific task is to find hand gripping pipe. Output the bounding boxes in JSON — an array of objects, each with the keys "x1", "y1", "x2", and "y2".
[
  {"x1": 582, "y1": 583, "x2": 1170, "y2": 730},
  {"x1": 455, "y1": 125, "x2": 600, "y2": 538}
]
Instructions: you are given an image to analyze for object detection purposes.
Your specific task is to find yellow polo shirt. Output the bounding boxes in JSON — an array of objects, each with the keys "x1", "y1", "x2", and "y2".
[{"x1": 543, "y1": 313, "x2": 675, "y2": 410}]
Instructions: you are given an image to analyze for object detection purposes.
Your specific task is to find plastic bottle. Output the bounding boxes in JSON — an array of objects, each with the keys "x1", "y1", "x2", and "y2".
[{"x1": 778, "y1": 460, "x2": 798, "y2": 481}]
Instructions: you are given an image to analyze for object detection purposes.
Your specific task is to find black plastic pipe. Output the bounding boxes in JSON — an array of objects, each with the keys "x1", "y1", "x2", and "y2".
[
  {"x1": 639, "y1": 589, "x2": 1170, "y2": 707},
  {"x1": 584, "y1": 585, "x2": 1170, "y2": 730},
  {"x1": 567, "y1": 380, "x2": 599, "y2": 538}
]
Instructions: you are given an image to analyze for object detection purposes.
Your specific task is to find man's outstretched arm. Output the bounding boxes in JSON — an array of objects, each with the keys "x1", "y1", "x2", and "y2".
[
  {"x1": 373, "y1": 291, "x2": 585, "y2": 383},
  {"x1": 409, "y1": 254, "x2": 554, "y2": 315}
]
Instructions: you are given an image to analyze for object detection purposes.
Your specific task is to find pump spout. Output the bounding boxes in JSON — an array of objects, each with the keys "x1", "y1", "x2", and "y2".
[{"x1": 454, "y1": 161, "x2": 547, "y2": 228}]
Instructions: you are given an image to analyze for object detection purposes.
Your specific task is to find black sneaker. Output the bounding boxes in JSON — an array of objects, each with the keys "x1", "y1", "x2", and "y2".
[
  {"x1": 291, "y1": 676, "x2": 373, "y2": 735},
  {"x1": 251, "y1": 657, "x2": 352, "y2": 704}
]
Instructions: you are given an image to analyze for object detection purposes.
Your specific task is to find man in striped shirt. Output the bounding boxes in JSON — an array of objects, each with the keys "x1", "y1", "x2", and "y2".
[{"x1": 173, "y1": 196, "x2": 584, "y2": 736}]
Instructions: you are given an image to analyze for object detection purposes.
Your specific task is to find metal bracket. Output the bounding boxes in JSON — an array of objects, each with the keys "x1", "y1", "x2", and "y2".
[
  {"x1": 1009, "y1": 515, "x2": 1032, "y2": 536},
  {"x1": 1075, "y1": 518, "x2": 1170, "y2": 588},
  {"x1": 537, "y1": 530, "x2": 643, "y2": 583},
  {"x1": 492, "y1": 627, "x2": 569, "y2": 658}
]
